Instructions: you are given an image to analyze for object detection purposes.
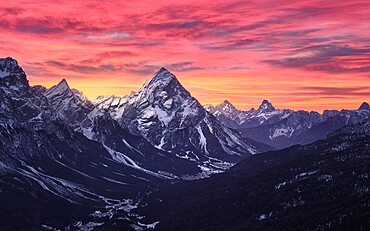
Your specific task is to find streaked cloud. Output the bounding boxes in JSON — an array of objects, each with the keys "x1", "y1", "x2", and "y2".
[{"x1": 0, "y1": 0, "x2": 369, "y2": 112}]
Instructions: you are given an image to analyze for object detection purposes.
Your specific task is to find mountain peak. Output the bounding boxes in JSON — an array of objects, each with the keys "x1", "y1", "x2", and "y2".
[
  {"x1": 137, "y1": 68, "x2": 185, "y2": 101},
  {"x1": 217, "y1": 100, "x2": 238, "y2": 111},
  {"x1": 261, "y1": 99, "x2": 270, "y2": 105},
  {"x1": 58, "y1": 78, "x2": 69, "y2": 88},
  {"x1": 359, "y1": 102, "x2": 369, "y2": 110},
  {"x1": 158, "y1": 67, "x2": 169, "y2": 74},
  {"x1": 0, "y1": 57, "x2": 22, "y2": 77},
  {"x1": 143, "y1": 67, "x2": 176, "y2": 88},
  {"x1": 54, "y1": 78, "x2": 70, "y2": 92},
  {"x1": 44, "y1": 79, "x2": 72, "y2": 98},
  {"x1": 0, "y1": 57, "x2": 28, "y2": 87},
  {"x1": 221, "y1": 100, "x2": 233, "y2": 106},
  {"x1": 0, "y1": 57, "x2": 18, "y2": 68},
  {"x1": 258, "y1": 99, "x2": 275, "y2": 111}
]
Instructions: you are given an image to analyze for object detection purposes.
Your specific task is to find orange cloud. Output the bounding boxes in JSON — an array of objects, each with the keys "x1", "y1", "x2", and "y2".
[{"x1": 0, "y1": 0, "x2": 369, "y2": 112}]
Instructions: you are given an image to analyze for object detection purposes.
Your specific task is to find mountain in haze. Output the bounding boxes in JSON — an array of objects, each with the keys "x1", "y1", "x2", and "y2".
[
  {"x1": 94, "y1": 68, "x2": 269, "y2": 178},
  {"x1": 205, "y1": 99, "x2": 294, "y2": 129},
  {"x1": 134, "y1": 121, "x2": 370, "y2": 231},
  {"x1": 206, "y1": 99, "x2": 370, "y2": 149}
]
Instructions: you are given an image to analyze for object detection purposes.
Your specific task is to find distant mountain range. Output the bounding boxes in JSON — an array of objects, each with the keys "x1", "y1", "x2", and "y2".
[
  {"x1": 0, "y1": 57, "x2": 267, "y2": 229},
  {"x1": 205, "y1": 99, "x2": 369, "y2": 149},
  {"x1": 0, "y1": 57, "x2": 369, "y2": 230}
]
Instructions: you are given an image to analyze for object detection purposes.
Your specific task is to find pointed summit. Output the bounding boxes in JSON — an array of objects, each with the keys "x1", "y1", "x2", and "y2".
[
  {"x1": 44, "y1": 78, "x2": 71, "y2": 98},
  {"x1": 261, "y1": 99, "x2": 270, "y2": 105},
  {"x1": 358, "y1": 102, "x2": 369, "y2": 110},
  {"x1": 144, "y1": 67, "x2": 176, "y2": 88},
  {"x1": 57, "y1": 78, "x2": 69, "y2": 89},
  {"x1": 221, "y1": 100, "x2": 233, "y2": 106},
  {"x1": 137, "y1": 67, "x2": 188, "y2": 103},
  {"x1": 258, "y1": 99, "x2": 275, "y2": 111},
  {"x1": 44, "y1": 78, "x2": 94, "y2": 128},
  {"x1": 117, "y1": 68, "x2": 261, "y2": 163},
  {"x1": 216, "y1": 100, "x2": 238, "y2": 112},
  {"x1": 157, "y1": 67, "x2": 168, "y2": 74}
]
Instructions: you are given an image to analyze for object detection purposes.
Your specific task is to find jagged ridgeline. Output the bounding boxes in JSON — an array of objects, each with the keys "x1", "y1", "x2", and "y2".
[
  {"x1": 206, "y1": 99, "x2": 370, "y2": 149},
  {"x1": 0, "y1": 57, "x2": 369, "y2": 230},
  {"x1": 0, "y1": 57, "x2": 268, "y2": 230}
]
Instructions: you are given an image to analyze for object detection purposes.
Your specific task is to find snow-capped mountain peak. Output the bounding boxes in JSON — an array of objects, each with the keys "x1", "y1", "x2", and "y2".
[
  {"x1": 44, "y1": 78, "x2": 70, "y2": 98},
  {"x1": 258, "y1": 99, "x2": 275, "y2": 111},
  {"x1": 0, "y1": 57, "x2": 28, "y2": 88},
  {"x1": 142, "y1": 67, "x2": 175, "y2": 89},
  {"x1": 126, "y1": 68, "x2": 204, "y2": 132},
  {"x1": 206, "y1": 99, "x2": 290, "y2": 129},
  {"x1": 221, "y1": 100, "x2": 233, "y2": 106},
  {"x1": 99, "y1": 68, "x2": 265, "y2": 177},
  {"x1": 217, "y1": 100, "x2": 237, "y2": 111},
  {"x1": 203, "y1": 104, "x2": 215, "y2": 113},
  {"x1": 135, "y1": 67, "x2": 185, "y2": 103},
  {"x1": 210, "y1": 100, "x2": 242, "y2": 122},
  {"x1": 0, "y1": 57, "x2": 21, "y2": 77},
  {"x1": 207, "y1": 98, "x2": 370, "y2": 149},
  {"x1": 358, "y1": 102, "x2": 369, "y2": 110},
  {"x1": 44, "y1": 79, "x2": 97, "y2": 130},
  {"x1": 44, "y1": 78, "x2": 90, "y2": 105}
]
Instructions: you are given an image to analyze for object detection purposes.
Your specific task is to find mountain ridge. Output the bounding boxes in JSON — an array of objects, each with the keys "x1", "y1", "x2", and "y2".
[
  {"x1": 94, "y1": 67, "x2": 268, "y2": 178},
  {"x1": 206, "y1": 99, "x2": 370, "y2": 148},
  {"x1": 136, "y1": 121, "x2": 370, "y2": 231},
  {"x1": 1, "y1": 57, "x2": 369, "y2": 230}
]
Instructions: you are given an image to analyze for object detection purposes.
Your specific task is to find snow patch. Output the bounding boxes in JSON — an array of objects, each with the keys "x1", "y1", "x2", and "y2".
[
  {"x1": 275, "y1": 181, "x2": 287, "y2": 189},
  {"x1": 103, "y1": 144, "x2": 174, "y2": 179},
  {"x1": 269, "y1": 127, "x2": 294, "y2": 139},
  {"x1": 155, "y1": 105, "x2": 175, "y2": 126},
  {"x1": 137, "y1": 221, "x2": 160, "y2": 229},
  {"x1": 163, "y1": 98, "x2": 173, "y2": 109},
  {"x1": 0, "y1": 69, "x2": 10, "y2": 78},
  {"x1": 196, "y1": 125, "x2": 209, "y2": 154}
]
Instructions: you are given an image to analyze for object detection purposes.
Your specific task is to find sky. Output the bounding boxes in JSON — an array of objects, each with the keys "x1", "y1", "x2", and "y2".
[{"x1": 1, "y1": 0, "x2": 369, "y2": 112}]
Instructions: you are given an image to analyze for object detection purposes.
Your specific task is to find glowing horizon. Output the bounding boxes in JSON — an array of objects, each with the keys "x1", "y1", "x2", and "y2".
[{"x1": 1, "y1": 0, "x2": 369, "y2": 112}]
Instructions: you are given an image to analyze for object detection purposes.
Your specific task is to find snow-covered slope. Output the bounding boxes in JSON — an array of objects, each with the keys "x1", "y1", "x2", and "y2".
[
  {"x1": 206, "y1": 99, "x2": 370, "y2": 149},
  {"x1": 93, "y1": 95, "x2": 128, "y2": 120},
  {"x1": 43, "y1": 78, "x2": 201, "y2": 179},
  {"x1": 0, "y1": 57, "x2": 52, "y2": 127},
  {"x1": 94, "y1": 68, "x2": 268, "y2": 177},
  {"x1": 205, "y1": 99, "x2": 293, "y2": 129},
  {"x1": 0, "y1": 57, "x2": 193, "y2": 229},
  {"x1": 0, "y1": 57, "x2": 163, "y2": 197},
  {"x1": 44, "y1": 79, "x2": 100, "y2": 134}
]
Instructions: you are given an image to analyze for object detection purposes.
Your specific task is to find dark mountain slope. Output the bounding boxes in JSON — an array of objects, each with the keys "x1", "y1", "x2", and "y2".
[
  {"x1": 137, "y1": 122, "x2": 370, "y2": 231},
  {"x1": 0, "y1": 57, "x2": 172, "y2": 230}
]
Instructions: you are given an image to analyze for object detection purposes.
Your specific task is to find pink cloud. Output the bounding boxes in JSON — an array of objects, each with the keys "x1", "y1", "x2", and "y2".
[{"x1": 0, "y1": 0, "x2": 369, "y2": 112}]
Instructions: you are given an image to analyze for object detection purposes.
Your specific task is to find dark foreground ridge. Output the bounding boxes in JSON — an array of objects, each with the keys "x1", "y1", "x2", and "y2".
[{"x1": 134, "y1": 122, "x2": 370, "y2": 231}]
